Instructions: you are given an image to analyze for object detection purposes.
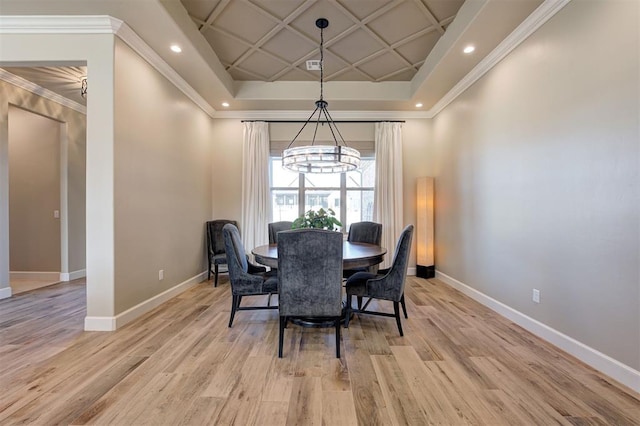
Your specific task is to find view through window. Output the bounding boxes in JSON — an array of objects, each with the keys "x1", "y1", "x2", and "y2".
[{"x1": 270, "y1": 158, "x2": 375, "y2": 232}]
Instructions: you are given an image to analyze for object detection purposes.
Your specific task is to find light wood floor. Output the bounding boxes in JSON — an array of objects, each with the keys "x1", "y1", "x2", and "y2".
[{"x1": 1, "y1": 276, "x2": 638, "y2": 425}]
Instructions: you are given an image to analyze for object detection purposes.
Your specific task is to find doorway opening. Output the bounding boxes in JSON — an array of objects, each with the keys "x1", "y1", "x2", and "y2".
[{"x1": 8, "y1": 106, "x2": 63, "y2": 293}]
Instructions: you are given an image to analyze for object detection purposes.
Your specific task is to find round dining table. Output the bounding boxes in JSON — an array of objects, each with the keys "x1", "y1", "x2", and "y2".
[{"x1": 251, "y1": 241, "x2": 387, "y2": 270}]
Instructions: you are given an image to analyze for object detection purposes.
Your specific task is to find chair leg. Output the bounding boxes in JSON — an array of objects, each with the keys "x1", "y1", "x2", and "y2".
[
  {"x1": 214, "y1": 264, "x2": 219, "y2": 287},
  {"x1": 278, "y1": 316, "x2": 286, "y2": 358},
  {"x1": 345, "y1": 294, "x2": 352, "y2": 328},
  {"x1": 393, "y1": 301, "x2": 404, "y2": 337},
  {"x1": 207, "y1": 259, "x2": 212, "y2": 280},
  {"x1": 228, "y1": 294, "x2": 238, "y2": 327},
  {"x1": 357, "y1": 296, "x2": 363, "y2": 310},
  {"x1": 401, "y1": 293, "x2": 408, "y2": 319},
  {"x1": 335, "y1": 318, "x2": 341, "y2": 358}
]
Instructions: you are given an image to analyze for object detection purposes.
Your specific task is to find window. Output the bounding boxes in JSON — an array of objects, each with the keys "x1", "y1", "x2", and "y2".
[
  {"x1": 270, "y1": 159, "x2": 300, "y2": 222},
  {"x1": 270, "y1": 158, "x2": 375, "y2": 232}
]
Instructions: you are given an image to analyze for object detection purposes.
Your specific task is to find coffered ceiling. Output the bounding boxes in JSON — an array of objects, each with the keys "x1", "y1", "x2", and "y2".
[
  {"x1": 0, "y1": 0, "x2": 549, "y2": 115},
  {"x1": 182, "y1": 0, "x2": 463, "y2": 83}
]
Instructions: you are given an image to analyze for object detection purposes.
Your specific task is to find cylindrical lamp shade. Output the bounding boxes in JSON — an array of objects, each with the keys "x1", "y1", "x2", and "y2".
[{"x1": 416, "y1": 177, "x2": 435, "y2": 278}]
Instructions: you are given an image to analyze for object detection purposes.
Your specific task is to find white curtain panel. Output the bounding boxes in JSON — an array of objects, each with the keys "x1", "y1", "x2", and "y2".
[
  {"x1": 241, "y1": 121, "x2": 270, "y2": 255},
  {"x1": 373, "y1": 122, "x2": 404, "y2": 269}
]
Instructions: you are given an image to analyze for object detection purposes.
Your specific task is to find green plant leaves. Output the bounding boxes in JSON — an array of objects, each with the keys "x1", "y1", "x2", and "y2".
[{"x1": 292, "y1": 208, "x2": 342, "y2": 231}]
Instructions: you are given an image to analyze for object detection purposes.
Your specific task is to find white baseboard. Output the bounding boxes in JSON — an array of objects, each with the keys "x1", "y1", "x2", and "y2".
[
  {"x1": 435, "y1": 271, "x2": 640, "y2": 393},
  {"x1": 407, "y1": 267, "x2": 416, "y2": 276},
  {"x1": 10, "y1": 271, "x2": 60, "y2": 281},
  {"x1": 84, "y1": 271, "x2": 207, "y2": 332},
  {"x1": 84, "y1": 316, "x2": 116, "y2": 331},
  {"x1": 60, "y1": 269, "x2": 86, "y2": 282},
  {"x1": 0, "y1": 286, "x2": 12, "y2": 300}
]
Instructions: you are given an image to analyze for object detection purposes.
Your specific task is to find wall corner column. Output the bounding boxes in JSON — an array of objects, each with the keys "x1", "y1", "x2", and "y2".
[
  {"x1": 0, "y1": 105, "x2": 11, "y2": 299},
  {"x1": 84, "y1": 35, "x2": 117, "y2": 329}
]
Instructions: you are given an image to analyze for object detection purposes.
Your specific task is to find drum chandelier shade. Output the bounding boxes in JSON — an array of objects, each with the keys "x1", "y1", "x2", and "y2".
[
  {"x1": 283, "y1": 18, "x2": 360, "y2": 174},
  {"x1": 283, "y1": 143, "x2": 361, "y2": 174}
]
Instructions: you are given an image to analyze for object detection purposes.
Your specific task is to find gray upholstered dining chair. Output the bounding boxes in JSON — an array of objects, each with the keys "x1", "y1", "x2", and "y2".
[
  {"x1": 343, "y1": 221, "x2": 383, "y2": 279},
  {"x1": 223, "y1": 223, "x2": 278, "y2": 327},
  {"x1": 268, "y1": 221, "x2": 293, "y2": 244},
  {"x1": 344, "y1": 225, "x2": 414, "y2": 336},
  {"x1": 277, "y1": 229, "x2": 343, "y2": 358},
  {"x1": 266, "y1": 221, "x2": 294, "y2": 277},
  {"x1": 206, "y1": 219, "x2": 237, "y2": 287}
]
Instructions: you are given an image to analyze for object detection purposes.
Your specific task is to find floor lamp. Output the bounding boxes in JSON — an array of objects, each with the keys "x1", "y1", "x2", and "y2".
[{"x1": 416, "y1": 177, "x2": 435, "y2": 278}]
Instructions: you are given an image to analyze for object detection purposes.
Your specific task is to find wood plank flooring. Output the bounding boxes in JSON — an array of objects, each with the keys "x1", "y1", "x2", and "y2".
[{"x1": 1, "y1": 276, "x2": 638, "y2": 425}]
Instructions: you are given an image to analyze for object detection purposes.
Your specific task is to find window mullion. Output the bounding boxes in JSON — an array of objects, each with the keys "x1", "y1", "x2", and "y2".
[
  {"x1": 270, "y1": 156, "x2": 374, "y2": 224},
  {"x1": 299, "y1": 172, "x2": 305, "y2": 217},
  {"x1": 340, "y1": 173, "x2": 346, "y2": 232}
]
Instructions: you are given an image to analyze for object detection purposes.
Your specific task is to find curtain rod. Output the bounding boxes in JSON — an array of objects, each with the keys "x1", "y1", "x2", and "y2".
[{"x1": 240, "y1": 120, "x2": 405, "y2": 123}]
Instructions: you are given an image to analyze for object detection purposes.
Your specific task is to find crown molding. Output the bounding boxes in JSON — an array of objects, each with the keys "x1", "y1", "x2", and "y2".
[
  {"x1": 0, "y1": 68, "x2": 86, "y2": 114},
  {"x1": 428, "y1": 0, "x2": 572, "y2": 117},
  {"x1": 0, "y1": 15, "x2": 121, "y2": 33},
  {"x1": 211, "y1": 110, "x2": 431, "y2": 120},
  {"x1": 0, "y1": 15, "x2": 216, "y2": 118},
  {"x1": 214, "y1": 0, "x2": 570, "y2": 121},
  {"x1": 0, "y1": 1, "x2": 570, "y2": 121},
  {"x1": 113, "y1": 23, "x2": 216, "y2": 118}
]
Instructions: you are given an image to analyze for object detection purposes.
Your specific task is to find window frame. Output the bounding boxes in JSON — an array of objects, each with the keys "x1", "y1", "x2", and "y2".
[{"x1": 269, "y1": 157, "x2": 375, "y2": 232}]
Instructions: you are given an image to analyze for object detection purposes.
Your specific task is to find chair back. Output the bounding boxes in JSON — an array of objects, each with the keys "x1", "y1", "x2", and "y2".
[
  {"x1": 347, "y1": 221, "x2": 382, "y2": 246},
  {"x1": 268, "y1": 221, "x2": 293, "y2": 244},
  {"x1": 222, "y1": 223, "x2": 249, "y2": 277},
  {"x1": 277, "y1": 229, "x2": 343, "y2": 317},
  {"x1": 207, "y1": 219, "x2": 237, "y2": 256},
  {"x1": 383, "y1": 225, "x2": 414, "y2": 300}
]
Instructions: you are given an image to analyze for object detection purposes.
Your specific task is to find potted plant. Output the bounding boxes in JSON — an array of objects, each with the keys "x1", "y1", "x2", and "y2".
[{"x1": 292, "y1": 208, "x2": 342, "y2": 231}]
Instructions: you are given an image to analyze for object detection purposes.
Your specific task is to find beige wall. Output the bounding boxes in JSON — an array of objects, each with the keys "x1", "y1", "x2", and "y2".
[
  {"x1": 113, "y1": 39, "x2": 214, "y2": 314},
  {"x1": 2, "y1": 32, "x2": 212, "y2": 321},
  {"x1": 66, "y1": 106, "x2": 87, "y2": 274},
  {"x1": 0, "y1": 78, "x2": 86, "y2": 288},
  {"x1": 1, "y1": 32, "x2": 115, "y2": 318},
  {"x1": 431, "y1": 0, "x2": 639, "y2": 369},
  {"x1": 210, "y1": 119, "x2": 244, "y2": 222},
  {"x1": 402, "y1": 118, "x2": 432, "y2": 262},
  {"x1": 8, "y1": 106, "x2": 61, "y2": 271},
  {"x1": 210, "y1": 118, "x2": 431, "y2": 267}
]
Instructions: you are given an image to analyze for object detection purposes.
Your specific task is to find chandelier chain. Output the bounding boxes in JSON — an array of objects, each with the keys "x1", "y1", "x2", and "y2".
[
  {"x1": 282, "y1": 17, "x2": 361, "y2": 173},
  {"x1": 320, "y1": 23, "x2": 324, "y2": 102}
]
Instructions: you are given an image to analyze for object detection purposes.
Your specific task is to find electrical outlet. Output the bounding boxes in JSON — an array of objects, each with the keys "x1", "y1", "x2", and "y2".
[
  {"x1": 159, "y1": 270, "x2": 164, "y2": 281},
  {"x1": 54, "y1": 210, "x2": 60, "y2": 218},
  {"x1": 532, "y1": 288, "x2": 540, "y2": 303}
]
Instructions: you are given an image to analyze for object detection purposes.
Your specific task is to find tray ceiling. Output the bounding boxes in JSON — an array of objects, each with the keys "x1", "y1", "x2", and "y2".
[{"x1": 0, "y1": 0, "x2": 549, "y2": 113}]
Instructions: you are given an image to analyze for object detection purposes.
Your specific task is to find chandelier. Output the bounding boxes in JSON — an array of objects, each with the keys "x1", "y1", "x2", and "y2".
[
  {"x1": 80, "y1": 77, "x2": 87, "y2": 98},
  {"x1": 282, "y1": 18, "x2": 360, "y2": 174}
]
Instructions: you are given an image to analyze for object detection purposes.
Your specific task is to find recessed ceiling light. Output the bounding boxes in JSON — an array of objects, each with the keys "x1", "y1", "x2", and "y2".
[
  {"x1": 463, "y1": 45, "x2": 475, "y2": 54},
  {"x1": 222, "y1": 102, "x2": 230, "y2": 107},
  {"x1": 415, "y1": 103, "x2": 423, "y2": 108},
  {"x1": 170, "y1": 44, "x2": 182, "y2": 53}
]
